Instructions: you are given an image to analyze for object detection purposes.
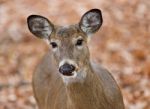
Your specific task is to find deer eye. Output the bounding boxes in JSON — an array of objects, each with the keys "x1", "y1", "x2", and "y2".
[
  {"x1": 50, "y1": 42, "x2": 58, "y2": 48},
  {"x1": 76, "y1": 39, "x2": 83, "y2": 46}
]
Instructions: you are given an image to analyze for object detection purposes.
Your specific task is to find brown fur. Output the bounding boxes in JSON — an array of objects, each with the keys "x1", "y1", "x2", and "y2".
[
  {"x1": 28, "y1": 9, "x2": 125, "y2": 109},
  {"x1": 32, "y1": 25, "x2": 125, "y2": 109}
]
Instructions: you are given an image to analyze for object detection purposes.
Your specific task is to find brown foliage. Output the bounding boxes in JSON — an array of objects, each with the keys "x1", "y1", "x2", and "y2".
[{"x1": 0, "y1": 0, "x2": 149, "y2": 109}]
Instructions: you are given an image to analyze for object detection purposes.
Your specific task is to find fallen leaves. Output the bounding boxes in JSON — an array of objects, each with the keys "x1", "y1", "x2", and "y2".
[{"x1": 0, "y1": 0, "x2": 150, "y2": 109}]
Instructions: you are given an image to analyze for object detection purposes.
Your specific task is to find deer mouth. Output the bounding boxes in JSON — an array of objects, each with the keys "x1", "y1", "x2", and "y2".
[
  {"x1": 61, "y1": 71, "x2": 77, "y2": 78},
  {"x1": 61, "y1": 72, "x2": 74, "y2": 76}
]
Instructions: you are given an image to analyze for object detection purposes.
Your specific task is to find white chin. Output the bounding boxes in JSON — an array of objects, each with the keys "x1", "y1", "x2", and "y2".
[{"x1": 61, "y1": 71, "x2": 87, "y2": 85}]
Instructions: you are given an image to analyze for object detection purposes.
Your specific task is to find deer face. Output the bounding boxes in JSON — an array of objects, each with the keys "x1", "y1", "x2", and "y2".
[
  {"x1": 50, "y1": 26, "x2": 90, "y2": 76},
  {"x1": 27, "y1": 9, "x2": 103, "y2": 82}
]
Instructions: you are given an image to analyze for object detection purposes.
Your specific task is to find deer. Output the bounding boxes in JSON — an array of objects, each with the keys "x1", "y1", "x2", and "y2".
[{"x1": 27, "y1": 9, "x2": 125, "y2": 109}]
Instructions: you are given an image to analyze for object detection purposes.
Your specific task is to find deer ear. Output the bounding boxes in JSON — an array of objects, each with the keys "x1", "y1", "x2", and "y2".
[
  {"x1": 79, "y1": 9, "x2": 103, "y2": 35},
  {"x1": 27, "y1": 15, "x2": 54, "y2": 39}
]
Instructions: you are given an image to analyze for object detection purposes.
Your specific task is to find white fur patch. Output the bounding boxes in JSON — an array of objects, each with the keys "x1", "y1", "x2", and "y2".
[
  {"x1": 77, "y1": 45, "x2": 83, "y2": 50},
  {"x1": 61, "y1": 70, "x2": 87, "y2": 85}
]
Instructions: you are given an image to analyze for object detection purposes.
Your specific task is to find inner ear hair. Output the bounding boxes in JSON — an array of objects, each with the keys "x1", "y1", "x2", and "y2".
[
  {"x1": 79, "y1": 9, "x2": 103, "y2": 35},
  {"x1": 27, "y1": 15, "x2": 54, "y2": 39}
]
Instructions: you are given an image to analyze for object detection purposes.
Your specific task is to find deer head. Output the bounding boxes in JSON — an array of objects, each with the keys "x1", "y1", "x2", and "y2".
[{"x1": 27, "y1": 9, "x2": 103, "y2": 84}]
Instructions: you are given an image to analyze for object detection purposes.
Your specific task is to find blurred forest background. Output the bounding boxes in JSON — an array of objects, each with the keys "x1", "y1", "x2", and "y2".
[{"x1": 0, "y1": 0, "x2": 150, "y2": 109}]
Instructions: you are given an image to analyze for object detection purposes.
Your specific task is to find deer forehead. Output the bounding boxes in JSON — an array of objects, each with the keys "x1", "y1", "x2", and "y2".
[
  {"x1": 57, "y1": 25, "x2": 79, "y2": 36},
  {"x1": 51, "y1": 25, "x2": 86, "y2": 40}
]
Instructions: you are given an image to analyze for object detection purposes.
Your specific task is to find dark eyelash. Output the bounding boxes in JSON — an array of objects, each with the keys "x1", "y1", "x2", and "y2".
[
  {"x1": 50, "y1": 42, "x2": 58, "y2": 48},
  {"x1": 76, "y1": 39, "x2": 83, "y2": 46}
]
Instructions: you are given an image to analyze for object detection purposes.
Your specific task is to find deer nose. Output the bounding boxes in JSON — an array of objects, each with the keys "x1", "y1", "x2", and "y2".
[{"x1": 59, "y1": 63, "x2": 75, "y2": 76}]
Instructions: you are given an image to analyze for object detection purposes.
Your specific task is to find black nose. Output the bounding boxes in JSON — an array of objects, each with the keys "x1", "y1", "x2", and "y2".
[{"x1": 59, "y1": 63, "x2": 75, "y2": 76}]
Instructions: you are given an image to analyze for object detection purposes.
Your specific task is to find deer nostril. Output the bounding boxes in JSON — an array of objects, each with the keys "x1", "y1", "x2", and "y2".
[{"x1": 59, "y1": 63, "x2": 75, "y2": 76}]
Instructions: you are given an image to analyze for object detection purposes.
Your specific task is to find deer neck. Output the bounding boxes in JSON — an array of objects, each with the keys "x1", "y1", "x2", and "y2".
[{"x1": 65, "y1": 63, "x2": 109, "y2": 109}]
